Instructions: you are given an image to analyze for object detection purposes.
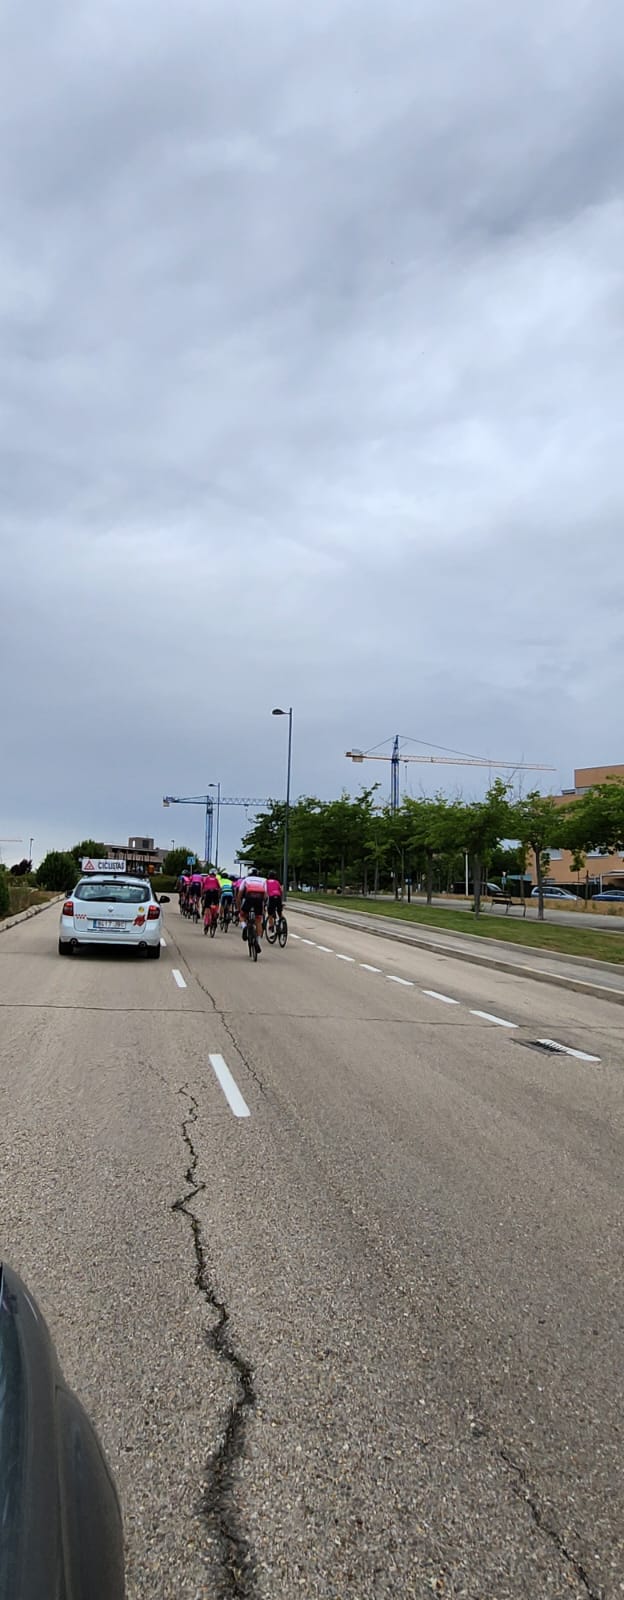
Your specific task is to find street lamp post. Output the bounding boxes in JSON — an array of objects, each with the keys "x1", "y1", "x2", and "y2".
[
  {"x1": 209, "y1": 782, "x2": 221, "y2": 869},
  {"x1": 28, "y1": 837, "x2": 34, "y2": 865},
  {"x1": 272, "y1": 707, "x2": 293, "y2": 898}
]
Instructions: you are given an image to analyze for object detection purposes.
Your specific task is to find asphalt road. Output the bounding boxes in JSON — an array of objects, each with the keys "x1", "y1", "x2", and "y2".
[{"x1": 1, "y1": 901, "x2": 623, "y2": 1599}]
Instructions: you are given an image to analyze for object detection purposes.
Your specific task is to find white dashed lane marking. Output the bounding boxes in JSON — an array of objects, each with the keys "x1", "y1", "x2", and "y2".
[
  {"x1": 160, "y1": 937, "x2": 167, "y2": 947},
  {"x1": 172, "y1": 969, "x2": 187, "y2": 989},
  {"x1": 291, "y1": 928, "x2": 600, "y2": 1060},
  {"x1": 208, "y1": 1053, "x2": 251, "y2": 1118},
  {"x1": 470, "y1": 1009, "x2": 518, "y2": 1029}
]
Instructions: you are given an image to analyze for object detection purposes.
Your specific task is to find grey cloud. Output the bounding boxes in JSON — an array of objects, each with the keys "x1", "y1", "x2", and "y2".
[{"x1": 2, "y1": 0, "x2": 624, "y2": 861}]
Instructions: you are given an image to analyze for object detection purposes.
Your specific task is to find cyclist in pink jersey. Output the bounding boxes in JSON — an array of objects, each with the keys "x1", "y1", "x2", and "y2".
[{"x1": 266, "y1": 876, "x2": 283, "y2": 924}]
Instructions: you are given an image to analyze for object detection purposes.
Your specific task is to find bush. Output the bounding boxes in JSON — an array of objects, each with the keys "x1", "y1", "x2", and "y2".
[
  {"x1": 151, "y1": 874, "x2": 177, "y2": 893},
  {"x1": 163, "y1": 848, "x2": 196, "y2": 879},
  {"x1": 0, "y1": 868, "x2": 9, "y2": 919},
  {"x1": 36, "y1": 851, "x2": 80, "y2": 892}
]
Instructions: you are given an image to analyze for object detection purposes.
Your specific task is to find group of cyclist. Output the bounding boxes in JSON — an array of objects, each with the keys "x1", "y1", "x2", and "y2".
[{"x1": 177, "y1": 868, "x2": 284, "y2": 952}]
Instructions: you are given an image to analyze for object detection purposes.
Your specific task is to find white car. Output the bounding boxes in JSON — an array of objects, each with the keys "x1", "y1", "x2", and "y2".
[{"x1": 59, "y1": 874, "x2": 169, "y2": 957}]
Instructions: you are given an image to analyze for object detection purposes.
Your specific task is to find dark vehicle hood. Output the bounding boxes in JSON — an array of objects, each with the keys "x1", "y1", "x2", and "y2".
[{"x1": 0, "y1": 1262, "x2": 125, "y2": 1599}]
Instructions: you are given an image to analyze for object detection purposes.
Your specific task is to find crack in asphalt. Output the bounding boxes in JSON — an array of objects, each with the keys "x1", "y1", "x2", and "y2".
[
  {"x1": 172, "y1": 1087, "x2": 258, "y2": 1599},
  {"x1": 499, "y1": 1448, "x2": 602, "y2": 1598},
  {"x1": 188, "y1": 967, "x2": 269, "y2": 1099}
]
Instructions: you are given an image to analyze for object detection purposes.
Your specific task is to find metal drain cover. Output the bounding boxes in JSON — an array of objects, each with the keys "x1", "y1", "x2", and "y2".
[{"x1": 516, "y1": 1039, "x2": 566, "y2": 1055}]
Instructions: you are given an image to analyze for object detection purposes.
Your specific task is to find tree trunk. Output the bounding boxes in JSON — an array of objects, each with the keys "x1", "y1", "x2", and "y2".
[
  {"x1": 473, "y1": 853, "x2": 482, "y2": 916},
  {"x1": 363, "y1": 863, "x2": 368, "y2": 897},
  {"x1": 534, "y1": 844, "x2": 544, "y2": 921},
  {"x1": 426, "y1": 851, "x2": 434, "y2": 906},
  {"x1": 373, "y1": 857, "x2": 379, "y2": 896},
  {"x1": 340, "y1": 851, "x2": 345, "y2": 894}
]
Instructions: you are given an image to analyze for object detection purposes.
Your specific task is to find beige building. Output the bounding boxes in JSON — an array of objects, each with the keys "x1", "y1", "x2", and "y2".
[
  {"x1": 547, "y1": 765, "x2": 624, "y2": 890},
  {"x1": 102, "y1": 836, "x2": 168, "y2": 876}
]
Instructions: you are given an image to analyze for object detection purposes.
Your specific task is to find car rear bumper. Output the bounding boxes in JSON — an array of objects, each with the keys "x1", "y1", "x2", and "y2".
[{"x1": 59, "y1": 919, "x2": 161, "y2": 949}]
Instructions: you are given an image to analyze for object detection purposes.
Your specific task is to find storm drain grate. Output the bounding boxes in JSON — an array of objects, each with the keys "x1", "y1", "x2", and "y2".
[
  {"x1": 516, "y1": 1039, "x2": 565, "y2": 1055},
  {"x1": 514, "y1": 1038, "x2": 601, "y2": 1063}
]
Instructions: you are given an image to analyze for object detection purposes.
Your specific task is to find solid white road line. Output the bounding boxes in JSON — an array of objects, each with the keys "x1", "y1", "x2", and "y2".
[
  {"x1": 208, "y1": 1054, "x2": 251, "y2": 1118},
  {"x1": 470, "y1": 1009, "x2": 518, "y2": 1029},
  {"x1": 538, "y1": 1038, "x2": 601, "y2": 1063},
  {"x1": 172, "y1": 969, "x2": 187, "y2": 989},
  {"x1": 360, "y1": 963, "x2": 382, "y2": 973},
  {"x1": 335, "y1": 953, "x2": 355, "y2": 962},
  {"x1": 387, "y1": 975, "x2": 414, "y2": 987},
  {"x1": 422, "y1": 990, "x2": 459, "y2": 1005}
]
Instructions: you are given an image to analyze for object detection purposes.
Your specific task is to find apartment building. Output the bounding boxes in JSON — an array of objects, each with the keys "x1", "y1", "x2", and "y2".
[{"x1": 547, "y1": 765, "x2": 624, "y2": 889}]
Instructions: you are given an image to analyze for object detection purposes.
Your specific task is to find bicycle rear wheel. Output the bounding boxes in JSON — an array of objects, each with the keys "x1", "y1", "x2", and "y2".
[
  {"x1": 210, "y1": 916, "x2": 217, "y2": 937},
  {"x1": 266, "y1": 919, "x2": 277, "y2": 945},
  {"x1": 278, "y1": 915, "x2": 288, "y2": 948}
]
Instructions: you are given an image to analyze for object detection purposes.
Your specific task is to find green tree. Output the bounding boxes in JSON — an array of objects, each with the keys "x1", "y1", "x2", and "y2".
[
  {"x1": 240, "y1": 802, "x2": 285, "y2": 876},
  {"x1": 163, "y1": 846, "x2": 197, "y2": 879},
  {"x1": 36, "y1": 851, "x2": 80, "y2": 892},
  {"x1": 563, "y1": 779, "x2": 624, "y2": 858},
  {"x1": 403, "y1": 795, "x2": 465, "y2": 904},
  {"x1": 71, "y1": 839, "x2": 107, "y2": 863},
  {"x1": 462, "y1": 781, "x2": 512, "y2": 916},
  {"x1": 510, "y1": 791, "x2": 562, "y2": 921},
  {"x1": 0, "y1": 867, "x2": 9, "y2": 919}
]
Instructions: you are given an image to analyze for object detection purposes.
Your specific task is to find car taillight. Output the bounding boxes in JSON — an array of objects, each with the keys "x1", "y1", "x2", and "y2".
[
  {"x1": 63, "y1": 900, "x2": 74, "y2": 916},
  {"x1": 147, "y1": 904, "x2": 160, "y2": 920}
]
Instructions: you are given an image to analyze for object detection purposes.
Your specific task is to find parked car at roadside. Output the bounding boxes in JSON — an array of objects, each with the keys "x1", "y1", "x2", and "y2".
[
  {"x1": 530, "y1": 886, "x2": 577, "y2": 900},
  {"x1": 591, "y1": 890, "x2": 624, "y2": 902}
]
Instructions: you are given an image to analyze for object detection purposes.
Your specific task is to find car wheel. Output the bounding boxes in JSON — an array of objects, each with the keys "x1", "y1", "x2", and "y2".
[
  {"x1": 58, "y1": 940, "x2": 70, "y2": 956},
  {"x1": 147, "y1": 944, "x2": 161, "y2": 960}
]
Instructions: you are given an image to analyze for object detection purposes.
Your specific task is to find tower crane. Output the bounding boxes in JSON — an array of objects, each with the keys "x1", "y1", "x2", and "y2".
[
  {"x1": 162, "y1": 795, "x2": 269, "y2": 868},
  {"x1": 346, "y1": 736, "x2": 556, "y2": 812}
]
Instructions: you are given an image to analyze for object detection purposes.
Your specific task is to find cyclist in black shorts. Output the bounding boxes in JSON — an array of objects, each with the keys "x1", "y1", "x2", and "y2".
[{"x1": 237, "y1": 873, "x2": 268, "y2": 946}]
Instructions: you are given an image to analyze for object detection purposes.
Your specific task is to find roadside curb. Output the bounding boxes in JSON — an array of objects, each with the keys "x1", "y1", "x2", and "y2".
[
  {"x1": 0, "y1": 895, "x2": 63, "y2": 935},
  {"x1": 289, "y1": 902, "x2": 624, "y2": 1009}
]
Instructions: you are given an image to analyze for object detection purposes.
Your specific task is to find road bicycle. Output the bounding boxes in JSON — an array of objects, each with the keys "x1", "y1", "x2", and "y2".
[
  {"x1": 266, "y1": 911, "x2": 288, "y2": 948},
  {"x1": 220, "y1": 898, "x2": 233, "y2": 932},
  {"x1": 203, "y1": 903, "x2": 219, "y2": 937},
  {"x1": 247, "y1": 907, "x2": 261, "y2": 961}
]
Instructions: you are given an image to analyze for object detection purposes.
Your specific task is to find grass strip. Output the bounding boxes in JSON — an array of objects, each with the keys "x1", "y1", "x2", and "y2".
[{"x1": 294, "y1": 895, "x2": 624, "y2": 966}]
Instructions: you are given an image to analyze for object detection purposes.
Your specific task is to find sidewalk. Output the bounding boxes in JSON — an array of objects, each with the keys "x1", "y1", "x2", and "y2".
[{"x1": 289, "y1": 900, "x2": 624, "y2": 1007}]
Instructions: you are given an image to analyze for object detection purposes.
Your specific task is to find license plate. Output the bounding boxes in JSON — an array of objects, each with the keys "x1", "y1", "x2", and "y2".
[{"x1": 91, "y1": 919, "x2": 125, "y2": 930}]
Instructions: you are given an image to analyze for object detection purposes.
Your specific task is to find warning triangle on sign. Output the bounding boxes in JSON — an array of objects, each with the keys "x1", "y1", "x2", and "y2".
[{"x1": 83, "y1": 859, "x2": 95, "y2": 872}]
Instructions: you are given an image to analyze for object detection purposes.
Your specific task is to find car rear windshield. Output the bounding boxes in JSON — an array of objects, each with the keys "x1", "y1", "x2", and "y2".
[{"x1": 74, "y1": 881, "x2": 150, "y2": 903}]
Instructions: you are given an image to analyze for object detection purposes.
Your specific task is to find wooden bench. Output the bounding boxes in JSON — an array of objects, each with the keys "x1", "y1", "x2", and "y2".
[{"x1": 490, "y1": 895, "x2": 527, "y2": 916}]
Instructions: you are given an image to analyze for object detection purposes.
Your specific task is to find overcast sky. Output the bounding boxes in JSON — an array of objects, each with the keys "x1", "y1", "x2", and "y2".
[{"x1": 2, "y1": 0, "x2": 623, "y2": 867}]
